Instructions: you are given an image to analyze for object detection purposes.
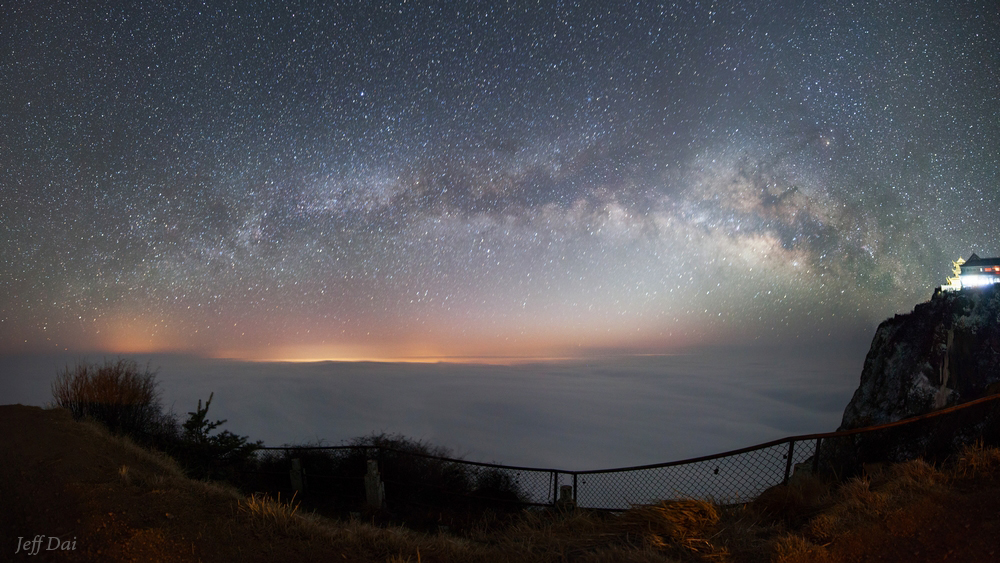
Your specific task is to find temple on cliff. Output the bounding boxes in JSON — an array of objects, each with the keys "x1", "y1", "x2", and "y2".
[{"x1": 942, "y1": 253, "x2": 1000, "y2": 291}]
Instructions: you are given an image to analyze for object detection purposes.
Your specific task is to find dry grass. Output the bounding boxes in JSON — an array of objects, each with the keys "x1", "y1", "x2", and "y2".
[
  {"x1": 456, "y1": 501, "x2": 731, "y2": 562},
  {"x1": 805, "y1": 459, "x2": 943, "y2": 541},
  {"x1": 762, "y1": 452, "x2": 1000, "y2": 563},
  {"x1": 83, "y1": 417, "x2": 187, "y2": 484},
  {"x1": 954, "y1": 440, "x2": 1000, "y2": 478},
  {"x1": 83, "y1": 413, "x2": 245, "y2": 508},
  {"x1": 749, "y1": 474, "x2": 833, "y2": 527},
  {"x1": 118, "y1": 464, "x2": 131, "y2": 485},
  {"x1": 238, "y1": 492, "x2": 302, "y2": 533},
  {"x1": 616, "y1": 500, "x2": 727, "y2": 560},
  {"x1": 770, "y1": 534, "x2": 833, "y2": 563}
]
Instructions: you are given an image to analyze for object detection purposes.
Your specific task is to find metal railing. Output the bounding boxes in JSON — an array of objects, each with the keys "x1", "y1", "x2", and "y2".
[{"x1": 239, "y1": 393, "x2": 1000, "y2": 512}]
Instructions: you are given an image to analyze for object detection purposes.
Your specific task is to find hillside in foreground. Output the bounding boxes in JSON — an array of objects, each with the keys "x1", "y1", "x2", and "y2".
[{"x1": 3, "y1": 404, "x2": 1000, "y2": 562}]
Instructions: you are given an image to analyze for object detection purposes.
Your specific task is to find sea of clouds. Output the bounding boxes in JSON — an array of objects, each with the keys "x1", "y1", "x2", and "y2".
[{"x1": 0, "y1": 341, "x2": 868, "y2": 470}]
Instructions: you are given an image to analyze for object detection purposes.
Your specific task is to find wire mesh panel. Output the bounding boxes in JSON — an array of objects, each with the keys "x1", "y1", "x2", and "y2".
[
  {"x1": 446, "y1": 463, "x2": 556, "y2": 506},
  {"x1": 574, "y1": 439, "x2": 818, "y2": 509},
  {"x1": 572, "y1": 393, "x2": 999, "y2": 510}
]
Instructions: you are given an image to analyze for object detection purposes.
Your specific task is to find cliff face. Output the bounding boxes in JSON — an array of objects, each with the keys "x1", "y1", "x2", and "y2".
[{"x1": 839, "y1": 285, "x2": 1000, "y2": 431}]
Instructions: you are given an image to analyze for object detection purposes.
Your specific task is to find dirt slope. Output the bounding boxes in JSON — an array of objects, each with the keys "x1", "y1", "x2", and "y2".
[
  {"x1": 0, "y1": 405, "x2": 481, "y2": 563},
  {"x1": 1, "y1": 405, "x2": 202, "y2": 562}
]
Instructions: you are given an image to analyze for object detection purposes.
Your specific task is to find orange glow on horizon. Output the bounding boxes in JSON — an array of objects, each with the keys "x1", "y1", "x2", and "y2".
[
  {"x1": 206, "y1": 330, "x2": 700, "y2": 364},
  {"x1": 6, "y1": 309, "x2": 709, "y2": 362},
  {"x1": 88, "y1": 315, "x2": 192, "y2": 355},
  {"x1": 241, "y1": 355, "x2": 586, "y2": 365},
  {"x1": 209, "y1": 338, "x2": 590, "y2": 364}
]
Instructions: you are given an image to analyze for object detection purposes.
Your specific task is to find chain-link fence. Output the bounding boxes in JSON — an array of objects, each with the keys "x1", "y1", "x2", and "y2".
[
  {"x1": 234, "y1": 444, "x2": 563, "y2": 526},
  {"x1": 572, "y1": 438, "x2": 819, "y2": 508},
  {"x1": 236, "y1": 394, "x2": 1000, "y2": 514}
]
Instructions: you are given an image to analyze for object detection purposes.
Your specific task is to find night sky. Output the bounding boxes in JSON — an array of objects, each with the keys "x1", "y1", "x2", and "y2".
[{"x1": 2, "y1": 1, "x2": 998, "y2": 361}]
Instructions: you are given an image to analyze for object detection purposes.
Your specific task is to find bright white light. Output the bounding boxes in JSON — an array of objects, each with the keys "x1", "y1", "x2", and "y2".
[{"x1": 960, "y1": 274, "x2": 1000, "y2": 288}]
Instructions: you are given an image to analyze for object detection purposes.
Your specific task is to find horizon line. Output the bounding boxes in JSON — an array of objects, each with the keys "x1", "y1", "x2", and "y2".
[{"x1": 230, "y1": 352, "x2": 689, "y2": 365}]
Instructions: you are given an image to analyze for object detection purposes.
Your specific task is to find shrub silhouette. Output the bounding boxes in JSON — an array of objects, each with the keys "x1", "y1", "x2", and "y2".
[
  {"x1": 51, "y1": 360, "x2": 258, "y2": 481},
  {"x1": 173, "y1": 392, "x2": 262, "y2": 481},
  {"x1": 248, "y1": 433, "x2": 528, "y2": 530},
  {"x1": 51, "y1": 358, "x2": 169, "y2": 440}
]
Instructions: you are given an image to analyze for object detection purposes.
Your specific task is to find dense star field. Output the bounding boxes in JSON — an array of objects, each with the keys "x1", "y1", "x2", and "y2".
[{"x1": 2, "y1": 1, "x2": 998, "y2": 360}]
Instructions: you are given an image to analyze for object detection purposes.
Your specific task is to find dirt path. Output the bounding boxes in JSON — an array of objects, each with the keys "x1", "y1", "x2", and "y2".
[{"x1": 1, "y1": 405, "x2": 235, "y2": 562}]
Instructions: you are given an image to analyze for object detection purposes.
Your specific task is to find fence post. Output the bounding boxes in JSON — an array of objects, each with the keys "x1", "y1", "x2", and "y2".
[
  {"x1": 552, "y1": 471, "x2": 559, "y2": 507},
  {"x1": 365, "y1": 459, "x2": 385, "y2": 509},
  {"x1": 783, "y1": 441, "x2": 795, "y2": 484},
  {"x1": 572, "y1": 473, "x2": 578, "y2": 503},
  {"x1": 556, "y1": 485, "x2": 576, "y2": 512},
  {"x1": 812, "y1": 438, "x2": 822, "y2": 474},
  {"x1": 289, "y1": 458, "x2": 306, "y2": 494}
]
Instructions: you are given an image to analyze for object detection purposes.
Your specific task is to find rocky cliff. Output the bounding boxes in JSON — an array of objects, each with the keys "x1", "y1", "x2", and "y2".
[{"x1": 839, "y1": 284, "x2": 1000, "y2": 431}]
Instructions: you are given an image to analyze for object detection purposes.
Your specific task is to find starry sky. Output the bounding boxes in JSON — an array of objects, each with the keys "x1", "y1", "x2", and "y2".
[{"x1": 2, "y1": 0, "x2": 998, "y2": 361}]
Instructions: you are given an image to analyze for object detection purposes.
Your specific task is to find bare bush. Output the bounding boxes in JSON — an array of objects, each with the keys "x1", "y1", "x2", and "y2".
[{"x1": 51, "y1": 358, "x2": 165, "y2": 438}]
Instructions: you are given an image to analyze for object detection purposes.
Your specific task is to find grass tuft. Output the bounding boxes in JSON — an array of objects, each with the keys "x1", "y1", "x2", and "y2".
[
  {"x1": 238, "y1": 492, "x2": 302, "y2": 532},
  {"x1": 954, "y1": 440, "x2": 1000, "y2": 478},
  {"x1": 804, "y1": 476, "x2": 889, "y2": 541},
  {"x1": 616, "y1": 499, "x2": 729, "y2": 560},
  {"x1": 770, "y1": 534, "x2": 832, "y2": 563}
]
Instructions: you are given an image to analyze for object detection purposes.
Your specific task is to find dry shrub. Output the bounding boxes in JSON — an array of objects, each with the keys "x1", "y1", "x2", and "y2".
[
  {"x1": 953, "y1": 440, "x2": 1000, "y2": 478},
  {"x1": 616, "y1": 499, "x2": 729, "y2": 560},
  {"x1": 51, "y1": 358, "x2": 165, "y2": 438}
]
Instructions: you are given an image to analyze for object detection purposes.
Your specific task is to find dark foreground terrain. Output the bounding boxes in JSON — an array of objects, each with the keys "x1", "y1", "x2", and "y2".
[{"x1": 3, "y1": 404, "x2": 1000, "y2": 562}]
